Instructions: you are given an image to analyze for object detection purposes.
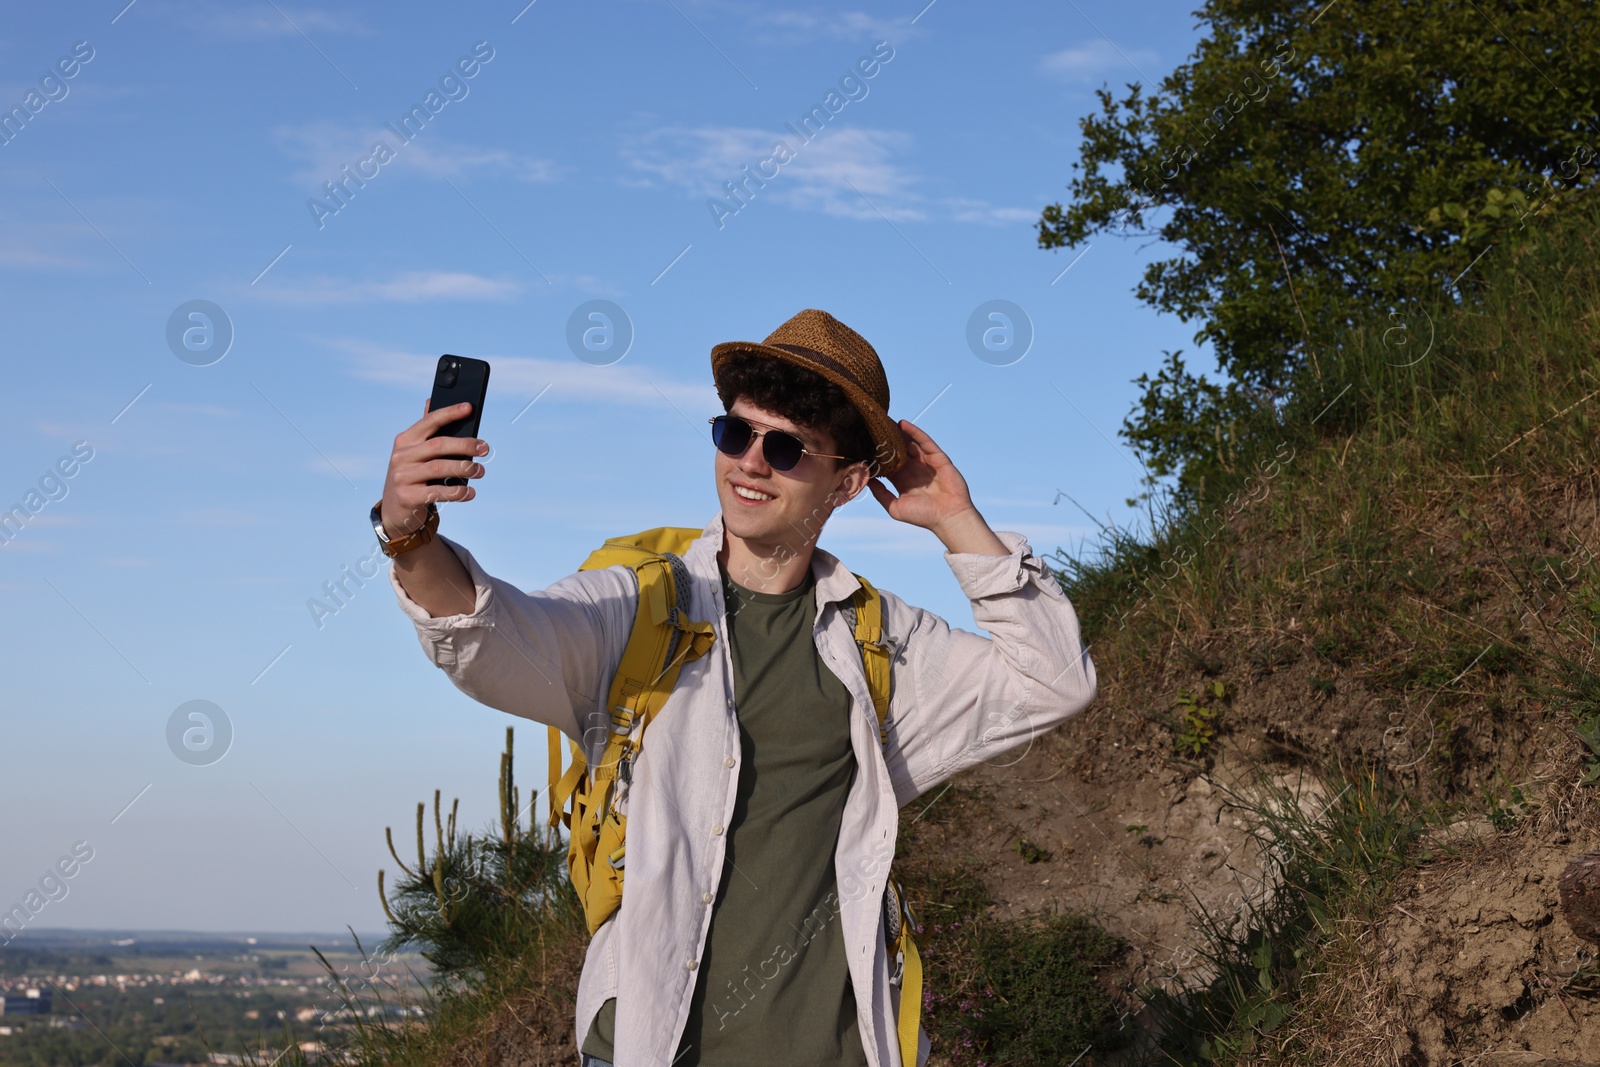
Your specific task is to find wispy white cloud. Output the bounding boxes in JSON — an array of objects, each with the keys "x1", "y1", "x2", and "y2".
[
  {"x1": 735, "y1": 7, "x2": 912, "y2": 46},
  {"x1": 944, "y1": 197, "x2": 1038, "y2": 226},
  {"x1": 144, "y1": 1, "x2": 373, "y2": 40},
  {"x1": 323, "y1": 338, "x2": 719, "y2": 412},
  {"x1": 2, "y1": 513, "x2": 85, "y2": 529},
  {"x1": 310, "y1": 454, "x2": 380, "y2": 480},
  {"x1": 403, "y1": 143, "x2": 563, "y2": 183},
  {"x1": 251, "y1": 270, "x2": 523, "y2": 305},
  {"x1": 0, "y1": 227, "x2": 92, "y2": 269},
  {"x1": 624, "y1": 124, "x2": 924, "y2": 219},
  {"x1": 623, "y1": 126, "x2": 756, "y2": 187},
  {"x1": 1040, "y1": 39, "x2": 1159, "y2": 85},
  {"x1": 624, "y1": 124, "x2": 1030, "y2": 226},
  {"x1": 766, "y1": 127, "x2": 925, "y2": 221},
  {"x1": 625, "y1": 0, "x2": 915, "y2": 46},
  {"x1": 32, "y1": 423, "x2": 96, "y2": 443},
  {"x1": 0, "y1": 540, "x2": 54, "y2": 554},
  {"x1": 273, "y1": 122, "x2": 562, "y2": 191}
]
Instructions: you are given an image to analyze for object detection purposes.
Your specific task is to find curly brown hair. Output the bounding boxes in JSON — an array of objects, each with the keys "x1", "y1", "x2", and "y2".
[{"x1": 713, "y1": 352, "x2": 875, "y2": 470}]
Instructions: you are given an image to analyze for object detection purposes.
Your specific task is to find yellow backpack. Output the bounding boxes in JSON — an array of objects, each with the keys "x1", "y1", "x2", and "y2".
[{"x1": 546, "y1": 527, "x2": 924, "y2": 1066}]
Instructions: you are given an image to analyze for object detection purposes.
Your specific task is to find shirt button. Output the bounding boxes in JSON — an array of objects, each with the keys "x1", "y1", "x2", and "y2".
[
  {"x1": 711, "y1": 824, "x2": 724, "y2": 836},
  {"x1": 725, "y1": 699, "x2": 733, "y2": 709},
  {"x1": 724, "y1": 757, "x2": 735, "y2": 768},
  {"x1": 703, "y1": 892, "x2": 714, "y2": 904},
  {"x1": 685, "y1": 958, "x2": 698, "y2": 970}
]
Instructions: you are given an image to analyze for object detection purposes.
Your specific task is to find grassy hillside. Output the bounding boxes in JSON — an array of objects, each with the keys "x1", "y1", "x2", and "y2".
[
  {"x1": 1014, "y1": 187, "x2": 1600, "y2": 1063},
  {"x1": 270, "y1": 193, "x2": 1600, "y2": 1067}
]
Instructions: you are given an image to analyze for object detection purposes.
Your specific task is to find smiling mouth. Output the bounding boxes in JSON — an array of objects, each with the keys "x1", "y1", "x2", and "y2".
[{"x1": 732, "y1": 484, "x2": 775, "y2": 502}]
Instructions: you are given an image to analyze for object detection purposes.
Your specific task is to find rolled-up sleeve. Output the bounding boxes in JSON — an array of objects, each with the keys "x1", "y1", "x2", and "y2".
[
  {"x1": 390, "y1": 535, "x2": 637, "y2": 747},
  {"x1": 879, "y1": 530, "x2": 1097, "y2": 804}
]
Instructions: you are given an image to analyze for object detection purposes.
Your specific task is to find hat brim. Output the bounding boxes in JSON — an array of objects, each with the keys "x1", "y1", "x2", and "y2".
[{"x1": 711, "y1": 341, "x2": 908, "y2": 478}]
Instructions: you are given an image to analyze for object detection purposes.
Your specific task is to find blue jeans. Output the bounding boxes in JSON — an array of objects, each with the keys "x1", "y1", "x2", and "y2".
[{"x1": 580, "y1": 1056, "x2": 613, "y2": 1067}]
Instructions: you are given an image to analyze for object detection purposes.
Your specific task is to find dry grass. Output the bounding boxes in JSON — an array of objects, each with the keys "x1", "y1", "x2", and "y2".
[{"x1": 1276, "y1": 746, "x2": 1600, "y2": 1067}]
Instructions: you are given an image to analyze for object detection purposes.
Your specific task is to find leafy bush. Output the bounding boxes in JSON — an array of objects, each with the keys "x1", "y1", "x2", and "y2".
[
  {"x1": 967, "y1": 914, "x2": 1128, "y2": 1065},
  {"x1": 1173, "y1": 682, "x2": 1229, "y2": 760}
]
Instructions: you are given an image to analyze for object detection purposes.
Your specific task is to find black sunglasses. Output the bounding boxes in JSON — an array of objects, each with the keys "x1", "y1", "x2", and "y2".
[{"x1": 708, "y1": 414, "x2": 857, "y2": 472}]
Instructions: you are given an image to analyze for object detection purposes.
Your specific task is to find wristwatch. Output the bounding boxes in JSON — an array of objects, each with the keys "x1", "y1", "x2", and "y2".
[{"x1": 371, "y1": 500, "x2": 439, "y2": 558}]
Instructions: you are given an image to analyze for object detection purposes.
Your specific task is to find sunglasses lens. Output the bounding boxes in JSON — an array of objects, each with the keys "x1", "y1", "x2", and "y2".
[
  {"x1": 712, "y1": 415, "x2": 811, "y2": 470},
  {"x1": 762, "y1": 431, "x2": 805, "y2": 471},
  {"x1": 711, "y1": 415, "x2": 751, "y2": 457}
]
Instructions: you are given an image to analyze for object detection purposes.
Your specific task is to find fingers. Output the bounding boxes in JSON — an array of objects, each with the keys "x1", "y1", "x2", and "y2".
[
  {"x1": 400, "y1": 401, "x2": 474, "y2": 445},
  {"x1": 408, "y1": 481, "x2": 476, "y2": 503},
  {"x1": 384, "y1": 479, "x2": 475, "y2": 527},
  {"x1": 898, "y1": 418, "x2": 945, "y2": 458},
  {"x1": 419, "y1": 483, "x2": 476, "y2": 504},
  {"x1": 382, "y1": 402, "x2": 488, "y2": 535},
  {"x1": 868, "y1": 479, "x2": 897, "y2": 511},
  {"x1": 411, "y1": 434, "x2": 490, "y2": 461},
  {"x1": 399, "y1": 457, "x2": 486, "y2": 485}
]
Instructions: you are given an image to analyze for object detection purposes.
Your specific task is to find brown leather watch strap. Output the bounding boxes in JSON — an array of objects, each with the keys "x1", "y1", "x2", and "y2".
[{"x1": 373, "y1": 501, "x2": 439, "y2": 558}]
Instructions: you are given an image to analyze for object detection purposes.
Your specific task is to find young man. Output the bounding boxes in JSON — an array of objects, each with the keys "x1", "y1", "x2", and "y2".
[{"x1": 378, "y1": 309, "x2": 1097, "y2": 1067}]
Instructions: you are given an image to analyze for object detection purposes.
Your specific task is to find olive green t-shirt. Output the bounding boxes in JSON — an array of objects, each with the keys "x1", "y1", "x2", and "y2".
[{"x1": 582, "y1": 563, "x2": 868, "y2": 1066}]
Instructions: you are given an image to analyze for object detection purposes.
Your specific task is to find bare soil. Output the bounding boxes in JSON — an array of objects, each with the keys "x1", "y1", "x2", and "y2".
[{"x1": 947, "y1": 708, "x2": 1600, "y2": 1066}]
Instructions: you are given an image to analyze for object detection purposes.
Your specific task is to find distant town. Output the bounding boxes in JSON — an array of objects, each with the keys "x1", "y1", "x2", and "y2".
[{"x1": 0, "y1": 930, "x2": 425, "y2": 1066}]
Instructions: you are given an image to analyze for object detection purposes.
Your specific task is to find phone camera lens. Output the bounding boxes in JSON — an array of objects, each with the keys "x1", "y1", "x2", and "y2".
[{"x1": 441, "y1": 367, "x2": 458, "y2": 388}]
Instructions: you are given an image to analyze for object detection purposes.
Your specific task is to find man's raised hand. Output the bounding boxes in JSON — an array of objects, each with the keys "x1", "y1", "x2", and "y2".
[
  {"x1": 379, "y1": 399, "x2": 489, "y2": 539},
  {"x1": 868, "y1": 419, "x2": 1008, "y2": 556},
  {"x1": 867, "y1": 419, "x2": 976, "y2": 530}
]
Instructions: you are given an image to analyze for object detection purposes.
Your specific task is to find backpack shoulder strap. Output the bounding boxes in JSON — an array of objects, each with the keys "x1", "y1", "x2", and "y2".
[
  {"x1": 850, "y1": 574, "x2": 892, "y2": 744},
  {"x1": 547, "y1": 529, "x2": 716, "y2": 935},
  {"x1": 550, "y1": 525, "x2": 709, "y2": 792},
  {"x1": 850, "y1": 572, "x2": 924, "y2": 1067},
  {"x1": 581, "y1": 526, "x2": 703, "y2": 569},
  {"x1": 550, "y1": 532, "x2": 711, "y2": 804}
]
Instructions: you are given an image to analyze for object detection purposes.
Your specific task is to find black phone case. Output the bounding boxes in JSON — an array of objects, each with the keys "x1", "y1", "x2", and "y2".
[{"x1": 426, "y1": 354, "x2": 491, "y2": 487}]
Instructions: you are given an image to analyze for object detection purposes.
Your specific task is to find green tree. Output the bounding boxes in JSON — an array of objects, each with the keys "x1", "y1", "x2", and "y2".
[{"x1": 1039, "y1": 0, "x2": 1600, "y2": 507}]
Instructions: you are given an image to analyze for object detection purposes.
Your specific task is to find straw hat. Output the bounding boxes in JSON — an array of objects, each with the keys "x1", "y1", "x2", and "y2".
[{"x1": 710, "y1": 308, "x2": 908, "y2": 477}]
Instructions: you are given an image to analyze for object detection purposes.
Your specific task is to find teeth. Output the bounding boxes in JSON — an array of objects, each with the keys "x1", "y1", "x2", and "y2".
[{"x1": 733, "y1": 485, "x2": 773, "y2": 501}]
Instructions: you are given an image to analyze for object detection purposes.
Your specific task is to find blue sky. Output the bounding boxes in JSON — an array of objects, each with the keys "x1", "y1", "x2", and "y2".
[{"x1": 0, "y1": 0, "x2": 1210, "y2": 935}]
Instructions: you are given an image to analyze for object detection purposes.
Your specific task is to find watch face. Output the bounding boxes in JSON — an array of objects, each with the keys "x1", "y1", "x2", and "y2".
[{"x1": 370, "y1": 503, "x2": 392, "y2": 543}]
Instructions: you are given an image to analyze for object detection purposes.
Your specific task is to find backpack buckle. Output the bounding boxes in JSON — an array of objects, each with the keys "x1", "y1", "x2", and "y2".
[
  {"x1": 890, "y1": 948, "x2": 905, "y2": 987},
  {"x1": 610, "y1": 702, "x2": 635, "y2": 735}
]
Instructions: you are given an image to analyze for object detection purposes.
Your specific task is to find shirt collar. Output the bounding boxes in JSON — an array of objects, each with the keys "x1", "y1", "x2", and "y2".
[{"x1": 689, "y1": 511, "x2": 864, "y2": 612}]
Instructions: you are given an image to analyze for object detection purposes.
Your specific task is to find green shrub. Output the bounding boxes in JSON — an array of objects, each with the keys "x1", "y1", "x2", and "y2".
[
  {"x1": 376, "y1": 726, "x2": 584, "y2": 982},
  {"x1": 249, "y1": 728, "x2": 589, "y2": 1067},
  {"x1": 966, "y1": 914, "x2": 1128, "y2": 1065},
  {"x1": 1173, "y1": 682, "x2": 1228, "y2": 759}
]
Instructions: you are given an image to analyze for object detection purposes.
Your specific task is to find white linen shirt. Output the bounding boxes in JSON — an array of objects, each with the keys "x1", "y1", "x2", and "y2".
[{"x1": 390, "y1": 511, "x2": 1097, "y2": 1067}]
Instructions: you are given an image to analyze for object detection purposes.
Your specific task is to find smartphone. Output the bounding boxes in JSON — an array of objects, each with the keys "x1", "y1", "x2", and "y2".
[{"x1": 426, "y1": 354, "x2": 491, "y2": 487}]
